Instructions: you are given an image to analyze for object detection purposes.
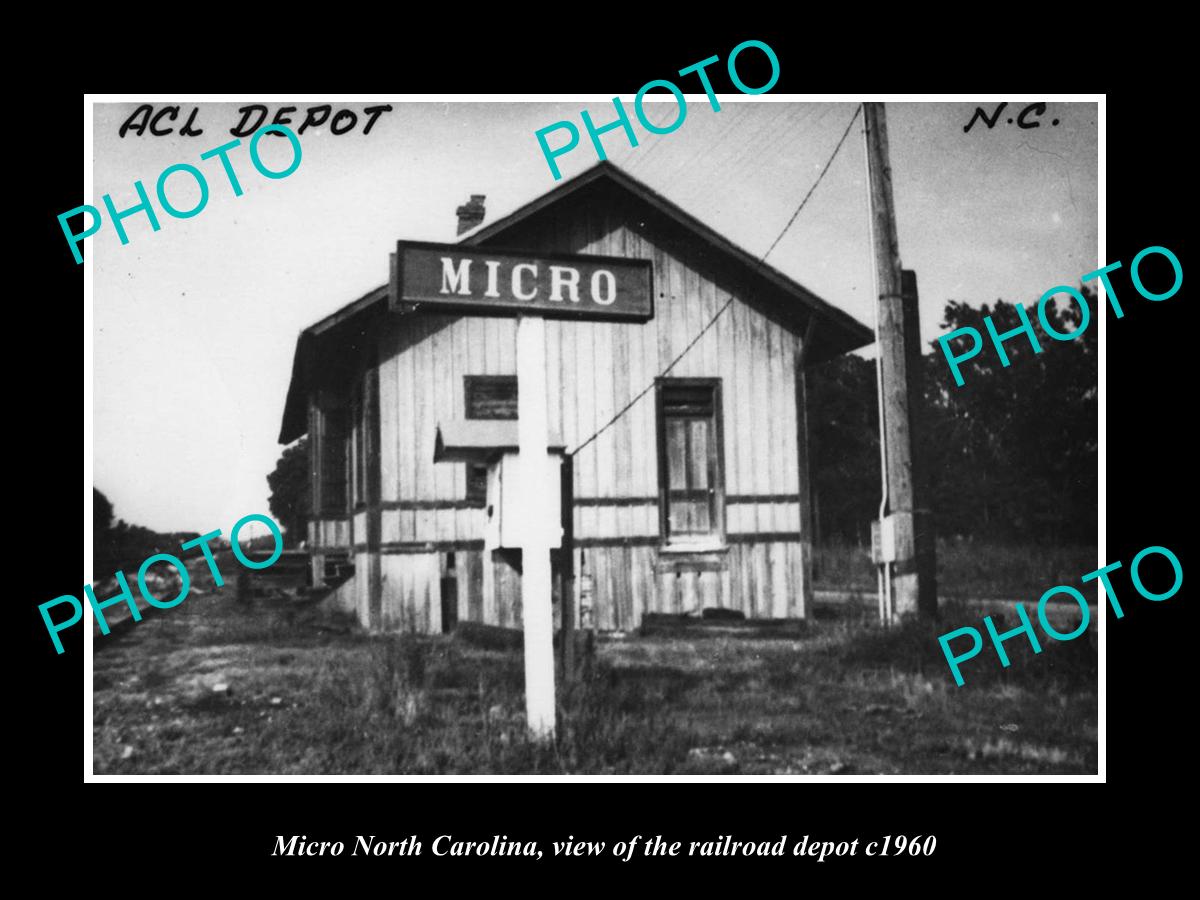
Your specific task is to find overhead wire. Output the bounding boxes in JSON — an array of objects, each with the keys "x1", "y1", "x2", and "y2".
[
  {"x1": 669, "y1": 105, "x2": 819, "y2": 214},
  {"x1": 685, "y1": 106, "x2": 803, "y2": 189},
  {"x1": 569, "y1": 104, "x2": 863, "y2": 459},
  {"x1": 624, "y1": 102, "x2": 684, "y2": 175},
  {"x1": 728, "y1": 104, "x2": 820, "y2": 171}
]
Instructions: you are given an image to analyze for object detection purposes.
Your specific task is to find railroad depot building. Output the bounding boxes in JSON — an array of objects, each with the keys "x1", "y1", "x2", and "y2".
[{"x1": 278, "y1": 161, "x2": 872, "y2": 634}]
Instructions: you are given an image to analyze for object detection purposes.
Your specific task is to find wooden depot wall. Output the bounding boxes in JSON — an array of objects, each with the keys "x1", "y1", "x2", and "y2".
[{"x1": 308, "y1": 179, "x2": 815, "y2": 633}]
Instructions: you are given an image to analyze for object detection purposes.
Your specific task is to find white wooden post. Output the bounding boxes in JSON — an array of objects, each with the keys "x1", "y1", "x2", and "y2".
[{"x1": 516, "y1": 315, "x2": 557, "y2": 740}]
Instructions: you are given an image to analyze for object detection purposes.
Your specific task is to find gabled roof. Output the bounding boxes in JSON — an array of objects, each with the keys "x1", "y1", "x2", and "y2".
[
  {"x1": 460, "y1": 161, "x2": 871, "y2": 345},
  {"x1": 279, "y1": 161, "x2": 873, "y2": 444}
]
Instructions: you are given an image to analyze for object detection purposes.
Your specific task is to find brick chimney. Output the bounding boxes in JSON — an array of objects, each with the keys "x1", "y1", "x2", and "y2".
[{"x1": 456, "y1": 194, "x2": 486, "y2": 235}]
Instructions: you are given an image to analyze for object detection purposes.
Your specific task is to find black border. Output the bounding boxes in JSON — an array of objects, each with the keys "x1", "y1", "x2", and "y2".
[{"x1": 30, "y1": 20, "x2": 1192, "y2": 875}]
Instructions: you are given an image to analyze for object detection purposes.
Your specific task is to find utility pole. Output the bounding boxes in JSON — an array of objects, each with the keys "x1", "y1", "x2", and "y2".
[{"x1": 863, "y1": 102, "x2": 937, "y2": 620}]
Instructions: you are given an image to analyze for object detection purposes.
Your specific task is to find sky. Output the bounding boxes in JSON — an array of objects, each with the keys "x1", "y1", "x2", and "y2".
[{"x1": 91, "y1": 98, "x2": 1098, "y2": 534}]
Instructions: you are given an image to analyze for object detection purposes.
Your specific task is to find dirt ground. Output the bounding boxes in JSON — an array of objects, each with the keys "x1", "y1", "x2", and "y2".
[{"x1": 92, "y1": 557, "x2": 1098, "y2": 775}]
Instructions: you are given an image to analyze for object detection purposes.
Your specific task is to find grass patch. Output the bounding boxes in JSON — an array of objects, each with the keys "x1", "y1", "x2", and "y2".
[
  {"x1": 93, "y1": 577, "x2": 1096, "y2": 775},
  {"x1": 814, "y1": 539, "x2": 1098, "y2": 598}
]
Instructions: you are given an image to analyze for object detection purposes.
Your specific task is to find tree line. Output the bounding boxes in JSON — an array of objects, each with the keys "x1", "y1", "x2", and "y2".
[
  {"x1": 92, "y1": 488, "x2": 202, "y2": 573},
  {"x1": 807, "y1": 292, "x2": 1097, "y2": 546},
  {"x1": 263, "y1": 294, "x2": 1098, "y2": 549}
]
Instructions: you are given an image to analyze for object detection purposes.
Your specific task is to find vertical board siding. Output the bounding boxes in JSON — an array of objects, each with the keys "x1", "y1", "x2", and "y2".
[
  {"x1": 310, "y1": 518, "x2": 350, "y2": 549},
  {"x1": 379, "y1": 554, "x2": 443, "y2": 634},
  {"x1": 364, "y1": 191, "x2": 810, "y2": 631}
]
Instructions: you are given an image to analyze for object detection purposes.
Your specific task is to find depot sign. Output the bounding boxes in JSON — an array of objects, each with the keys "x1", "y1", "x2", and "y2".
[{"x1": 390, "y1": 241, "x2": 654, "y2": 321}]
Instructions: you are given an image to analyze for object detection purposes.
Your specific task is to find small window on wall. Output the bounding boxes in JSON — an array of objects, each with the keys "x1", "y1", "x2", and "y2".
[
  {"x1": 465, "y1": 375, "x2": 518, "y2": 505},
  {"x1": 350, "y1": 384, "x2": 363, "y2": 507},
  {"x1": 466, "y1": 375, "x2": 518, "y2": 419},
  {"x1": 656, "y1": 379, "x2": 725, "y2": 546},
  {"x1": 351, "y1": 370, "x2": 380, "y2": 509},
  {"x1": 319, "y1": 407, "x2": 349, "y2": 516}
]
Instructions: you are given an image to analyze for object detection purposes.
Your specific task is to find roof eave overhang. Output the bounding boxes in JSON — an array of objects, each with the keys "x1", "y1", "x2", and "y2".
[{"x1": 278, "y1": 162, "x2": 874, "y2": 444}]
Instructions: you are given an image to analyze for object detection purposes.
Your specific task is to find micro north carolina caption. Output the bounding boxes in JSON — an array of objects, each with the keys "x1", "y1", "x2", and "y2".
[{"x1": 274, "y1": 833, "x2": 937, "y2": 861}]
